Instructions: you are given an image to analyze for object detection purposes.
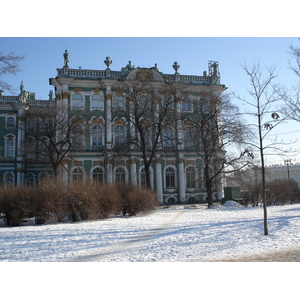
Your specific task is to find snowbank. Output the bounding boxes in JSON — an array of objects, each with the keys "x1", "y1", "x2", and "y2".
[{"x1": 1, "y1": 203, "x2": 300, "y2": 262}]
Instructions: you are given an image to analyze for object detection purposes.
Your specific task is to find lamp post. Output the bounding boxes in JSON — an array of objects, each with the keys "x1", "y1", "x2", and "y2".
[{"x1": 284, "y1": 159, "x2": 291, "y2": 181}]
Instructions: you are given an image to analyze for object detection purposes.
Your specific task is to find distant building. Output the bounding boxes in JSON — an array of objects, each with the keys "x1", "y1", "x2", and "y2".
[
  {"x1": 226, "y1": 162, "x2": 300, "y2": 188},
  {"x1": 0, "y1": 52, "x2": 227, "y2": 204}
]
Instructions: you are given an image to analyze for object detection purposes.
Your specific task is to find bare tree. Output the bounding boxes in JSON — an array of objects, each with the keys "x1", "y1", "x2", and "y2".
[
  {"x1": 112, "y1": 69, "x2": 186, "y2": 188},
  {"x1": 236, "y1": 62, "x2": 287, "y2": 235},
  {"x1": 185, "y1": 91, "x2": 251, "y2": 208},
  {"x1": 24, "y1": 103, "x2": 86, "y2": 179},
  {"x1": 0, "y1": 52, "x2": 24, "y2": 93},
  {"x1": 289, "y1": 38, "x2": 300, "y2": 78}
]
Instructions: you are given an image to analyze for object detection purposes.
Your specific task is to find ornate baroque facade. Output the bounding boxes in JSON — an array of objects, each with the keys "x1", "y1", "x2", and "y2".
[{"x1": 0, "y1": 52, "x2": 226, "y2": 204}]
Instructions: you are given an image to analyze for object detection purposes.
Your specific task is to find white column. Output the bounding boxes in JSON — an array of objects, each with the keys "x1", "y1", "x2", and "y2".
[
  {"x1": 106, "y1": 160, "x2": 113, "y2": 183},
  {"x1": 155, "y1": 156, "x2": 163, "y2": 204},
  {"x1": 130, "y1": 158, "x2": 137, "y2": 185},
  {"x1": 16, "y1": 109, "x2": 25, "y2": 186},
  {"x1": 177, "y1": 154, "x2": 185, "y2": 203},
  {"x1": 105, "y1": 87, "x2": 112, "y2": 149}
]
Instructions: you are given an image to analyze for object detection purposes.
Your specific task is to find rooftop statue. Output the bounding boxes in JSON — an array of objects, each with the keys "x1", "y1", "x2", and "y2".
[
  {"x1": 63, "y1": 50, "x2": 69, "y2": 68},
  {"x1": 121, "y1": 60, "x2": 135, "y2": 74},
  {"x1": 20, "y1": 81, "x2": 24, "y2": 94}
]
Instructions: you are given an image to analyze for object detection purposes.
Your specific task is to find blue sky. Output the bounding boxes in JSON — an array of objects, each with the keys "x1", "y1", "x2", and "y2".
[
  {"x1": 1, "y1": 37, "x2": 300, "y2": 165},
  {"x1": 1, "y1": 37, "x2": 298, "y2": 99}
]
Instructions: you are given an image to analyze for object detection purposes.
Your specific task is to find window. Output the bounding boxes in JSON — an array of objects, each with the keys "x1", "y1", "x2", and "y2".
[
  {"x1": 163, "y1": 126, "x2": 174, "y2": 147},
  {"x1": 186, "y1": 166, "x2": 196, "y2": 188},
  {"x1": 183, "y1": 126, "x2": 193, "y2": 147},
  {"x1": 115, "y1": 167, "x2": 126, "y2": 183},
  {"x1": 140, "y1": 167, "x2": 146, "y2": 187},
  {"x1": 26, "y1": 173, "x2": 35, "y2": 187},
  {"x1": 166, "y1": 197, "x2": 177, "y2": 204},
  {"x1": 92, "y1": 124, "x2": 103, "y2": 146},
  {"x1": 113, "y1": 125, "x2": 125, "y2": 145},
  {"x1": 182, "y1": 97, "x2": 192, "y2": 112},
  {"x1": 162, "y1": 96, "x2": 174, "y2": 111},
  {"x1": 6, "y1": 116, "x2": 15, "y2": 128},
  {"x1": 39, "y1": 138, "x2": 49, "y2": 159},
  {"x1": 93, "y1": 167, "x2": 104, "y2": 183},
  {"x1": 72, "y1": 124, "x2": 84, "y2": 146},
  {"x1": 26, "y1": 119, "x2": 35, "y2": 131},
  {"x1": 113, "y1": 95, "x2": 125, "y2": 110},
  {"x1": 4, "y1": 172, "x2": 14, "y2": 186},
  {"x1": 26, "y1": 137, "x2": 36, "y2": 159},
  {"x1": 187, "y1": 196, "x2": 197, "y2": 203},
  {"x1": 165, "y1": 167, "x2": 176, "y2": 188},
  {"x1": 72, "y1": 93, "x2": 84, "y2": 109},
  {"x1": 72, "y1": 167, "x2": 83, "y2": 181},
  {"x1": 91, "y1": 94, "x2": 104, "y2": 110},
  {"x1": 4, "y1": 135, "x2": 16, "y2": 158}
]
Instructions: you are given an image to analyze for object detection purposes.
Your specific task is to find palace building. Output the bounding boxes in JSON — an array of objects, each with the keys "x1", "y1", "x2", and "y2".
[{"x1": 0, "y1": 51, "x2": 227, "y2": 204}]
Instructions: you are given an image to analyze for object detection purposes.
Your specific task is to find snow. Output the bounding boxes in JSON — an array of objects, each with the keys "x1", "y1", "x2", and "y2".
[
  {"x1": 1, "y1": 201, "x2": 300, "y2": 262},
  {"x1": 1, "y1": 202, "x2": 300, "y2": 299}
]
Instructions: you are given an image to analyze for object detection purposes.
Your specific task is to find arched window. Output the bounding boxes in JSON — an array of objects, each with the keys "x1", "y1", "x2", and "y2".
[
  {"x1": 140, "y1": 167, "x2": 146, "y2": 187},
  {"x1": 163, "y1": 126, "x2": 174, "y2": 147},
  {"x1": 187, "y1": 196, "x2": 197, "y2": 203},
  {"x1": 72, "y1": 167, "x2": 83, "y2": 182},
  {"x1": 182, "y1": 97, "x2": 192, "y2": 112},
  {"x1": 26, "y1": 173, "x2": 36, "y2": 187},
  {"x1": 115, "y1": 167, "x2": 126, "y2": 183},
  {"x1": 186, "y1": 166, "x2": 196, "y2": 188},
  {"x1": 91, "y1": 94, "x2": 104, "y2": 110},
  {"x1": 165, "y1": 197, "x2": 177, "y2": 204},
  {"x1": 92, "y1": 124, "x2": 103, "y2": 146},
  {"x1": 165, "y1": 167, "x2": 176, "y2": 189},
  {"x1": 93, "y1": 167, "x2": 104, "y2": 183},
  {"x1": 4, "y1": 172, "x2": 14, "y2": 186},
  {"x1": 4, "y1": 135, "x2": 16, "y2": 158},
  {"x1": 72, "y1": 124, "x2": 84, "y2": 146},
  {"x1": 113, "y1": 125, "x2": 125, "y2": 145},
  {"x1": 6, "y1": 116, "x2": 15, "y2": 128},
  {"x1": 25, "y1": 137, "x2": 36, "y2": 159},
  {"x1": 72, "y1": 93, "x2": 83, "y2": 109},
  {"x1": 183, "y1": 126, "x2": 193, "y2": 147},
  {"x1": 112, "y1": 95, "x2": 125, "y2": 110}
]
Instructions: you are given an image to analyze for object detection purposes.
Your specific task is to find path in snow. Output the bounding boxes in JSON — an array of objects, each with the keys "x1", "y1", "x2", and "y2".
[{"x1": 70, "y1": 209, "x2": 189, "y2": 262}]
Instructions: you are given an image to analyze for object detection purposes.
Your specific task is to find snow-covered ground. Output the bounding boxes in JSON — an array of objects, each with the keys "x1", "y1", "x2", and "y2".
[
  {"x1": 1, "y1": 201, "x2": 300, "y2": 262},
  {"x1": 1, "y1": 201, "x2": 299, "y2": 299}
]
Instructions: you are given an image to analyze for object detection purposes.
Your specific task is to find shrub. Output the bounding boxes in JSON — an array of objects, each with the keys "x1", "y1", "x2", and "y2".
[
  {"x1": 116, "y1": 184, "x2": 157, "y2": 216},
  {"x1": 67, "y1": 181, "x2": 100, "y2": 221},
  {"x1": 38, "y1": 178, "x2": 69, "y2": 222},
  {"x1": 94, "y1": 183, "x2": 121, "y2": 218},
  {"x1": 0, "y1": 186, "x2": 33, "y2": 226}
]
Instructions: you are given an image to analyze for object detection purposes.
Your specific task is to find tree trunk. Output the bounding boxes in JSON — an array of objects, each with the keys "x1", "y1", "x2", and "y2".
[
  {"x1": 258, "y1": 107, "x2": 268, "y2": 235},
  {"x1": 205, "y1": 163, "x2": 214, "y2": 208},
  {"x1": 144, "y1": 161, "x2": 151, "y2": 189}
]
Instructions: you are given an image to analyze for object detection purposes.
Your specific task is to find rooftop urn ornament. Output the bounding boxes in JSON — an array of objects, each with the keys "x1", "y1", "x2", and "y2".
[
  {"x1": 63, "y1": 50, "x2": 69, "y2": 68},
  {"x1": 104, "y1": 57, "x2": 113, "y2": 69},
  {"x1": 173, "y1": 61, "x2": 180, "y2": 73}
]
